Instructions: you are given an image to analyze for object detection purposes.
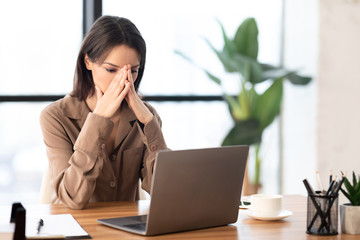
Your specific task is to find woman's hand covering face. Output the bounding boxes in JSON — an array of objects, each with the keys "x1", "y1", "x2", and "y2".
[{"x1": 93, "y1": 65, "x2": 131, "y2": 118}]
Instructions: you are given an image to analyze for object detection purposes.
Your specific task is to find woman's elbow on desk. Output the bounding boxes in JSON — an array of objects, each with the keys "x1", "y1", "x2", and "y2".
[
  {"x1": 57, "y1": 193, "x2": 89, "y2": 210},
  {"x1": 54, "y1": 181, "x2": 93, "y2": 210}
]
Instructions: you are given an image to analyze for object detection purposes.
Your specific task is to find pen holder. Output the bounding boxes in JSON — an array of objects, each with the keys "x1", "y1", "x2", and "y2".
[{"x1": 306, "y1": 193, "x2": 338, "y2": 235}]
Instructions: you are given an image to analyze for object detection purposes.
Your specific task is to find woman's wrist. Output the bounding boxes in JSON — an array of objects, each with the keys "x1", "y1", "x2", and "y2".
[
  {"x1": 141, "y1": 112, "x2": 153, "y2": 125},
  {"x1": 93, "y1": 109, "x2": 109, "y2": 118},
  {"x1": 137, "y1": 106, "x2": 153, "y2": 124}
]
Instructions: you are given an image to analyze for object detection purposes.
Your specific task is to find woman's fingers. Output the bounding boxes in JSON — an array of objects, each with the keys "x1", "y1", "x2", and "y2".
[
  {"x1": 107, "y1": 66, "x2": 127, "y2": 94},
  {"x1": 95, "y1": 85, "x2": 103, "y2": 102},
  {"x1": 93, "y1": 66, "x2": 131, "y2": 118},
  {"x1": 117, "y1": 81, "x2": 131, "y2": 102},
  {"x1": 126, "y1": 64, "x2": 133, "y2": 83},
  {"x1": 126, "y1": 64, "x2": 136, "y2": 89}
]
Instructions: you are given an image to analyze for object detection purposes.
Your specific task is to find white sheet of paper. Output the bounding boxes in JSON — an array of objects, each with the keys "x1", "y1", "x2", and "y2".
[{"x1": 26, "y1": 214, "x2": 89, "y2": 239}]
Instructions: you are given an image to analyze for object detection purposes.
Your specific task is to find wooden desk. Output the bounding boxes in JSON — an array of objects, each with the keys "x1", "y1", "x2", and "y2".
[{"x1": 1, "y1": 195, "x2": 358, "y2": 239}]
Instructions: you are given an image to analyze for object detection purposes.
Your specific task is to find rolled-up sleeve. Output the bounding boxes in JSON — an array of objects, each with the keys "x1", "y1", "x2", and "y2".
[
  {"x1": 137, "y1": 111, "x2": 168, "y2": 193},
  {"x1": 40, "y1": 110, "x2": 113, "y2": 209}
]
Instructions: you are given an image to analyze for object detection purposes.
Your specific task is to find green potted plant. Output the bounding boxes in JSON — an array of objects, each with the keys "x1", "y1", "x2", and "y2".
[
  {"x1": 176, "y1": 17, "x2": 311, "y2": 194},
  {"x1": 340, "y1": 171, "x2": 360, "y2": 234}
]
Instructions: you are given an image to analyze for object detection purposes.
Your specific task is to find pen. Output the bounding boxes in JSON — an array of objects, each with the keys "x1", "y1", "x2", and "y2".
[
  {"x1": 325, "y1": 180, "x2": 335, "y2": 196},
  {"x1": 332, "y1": 175, "x2": 345, "y2": 196},
  {"x1": 37, "y1": 218, "x2": 44, "y2": 234},
  {"x1": 303, "y1": 178, "x2": 315, "y2": 195}
]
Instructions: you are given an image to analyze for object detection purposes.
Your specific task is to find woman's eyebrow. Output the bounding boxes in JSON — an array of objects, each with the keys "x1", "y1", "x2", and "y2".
[
  {"x1": 103, "y1": 62, "x2": 120, "y2": 68},
  {"x1": 131, "y1": 64, "x2": 140, "y2": 69},
  {"x1": 103, "y1": 62, "x2": 140, "y2": 69}
]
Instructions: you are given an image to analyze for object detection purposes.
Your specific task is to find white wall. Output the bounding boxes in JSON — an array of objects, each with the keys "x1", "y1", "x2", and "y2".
[
  {"x1": 282, "y1": 0, "x2": 318, "y2": 195},
  {"x1": 317, "y1": 0, "x2": 360, "y2": 192},
  {"x1": 282, "y1": 0, "x2": 360, "y2": 198}
]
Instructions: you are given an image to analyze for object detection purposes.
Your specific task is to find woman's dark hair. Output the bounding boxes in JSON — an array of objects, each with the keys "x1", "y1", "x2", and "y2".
[{"x1": 72, "y1": 15, "x2": 146, "y2": 100}]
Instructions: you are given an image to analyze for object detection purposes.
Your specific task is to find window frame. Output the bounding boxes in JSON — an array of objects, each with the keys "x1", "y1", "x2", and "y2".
[{"x1": 0, "y1": 0, "x2": 223, "y2": 104}]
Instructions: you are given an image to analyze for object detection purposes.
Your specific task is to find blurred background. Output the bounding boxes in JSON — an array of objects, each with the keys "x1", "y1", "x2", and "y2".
[{"x1": 0, "y1": 0, "x2": 359, "y2": 204}]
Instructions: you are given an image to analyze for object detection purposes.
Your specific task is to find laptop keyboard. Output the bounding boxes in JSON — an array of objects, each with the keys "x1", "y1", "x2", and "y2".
[{"x1": 123, "y1": 222, "x2": 147, "y2": 231}]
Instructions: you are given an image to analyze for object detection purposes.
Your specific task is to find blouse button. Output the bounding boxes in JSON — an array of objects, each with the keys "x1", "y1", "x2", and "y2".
[
  {"x1": 109, "y1": 181, "x2": 116, "y2": 188},
  {"x1": 101, "y1": 143, "x2": 106, "y2": 150},
  {"x1": 111, "y1": 154, "x2": 117, "y2": 161},
  {"x1": 151, "y1": 145, "x2": 157, "y2": 151}
]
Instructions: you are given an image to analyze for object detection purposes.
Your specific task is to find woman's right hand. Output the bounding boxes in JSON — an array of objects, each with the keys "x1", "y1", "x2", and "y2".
[{"x1": 93, "y1": 66, "x2": 131, "y2": 118}]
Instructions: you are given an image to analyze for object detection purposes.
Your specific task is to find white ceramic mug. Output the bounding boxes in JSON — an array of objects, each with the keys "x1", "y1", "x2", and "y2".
[{"x1": 250, "y1": 194, "x2": 283, "y2": 217}]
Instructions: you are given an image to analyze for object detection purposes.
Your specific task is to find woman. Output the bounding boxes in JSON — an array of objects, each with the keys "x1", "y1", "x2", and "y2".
[{"x1": 40, "y1": 15, "x2": 168, "y2": 209}]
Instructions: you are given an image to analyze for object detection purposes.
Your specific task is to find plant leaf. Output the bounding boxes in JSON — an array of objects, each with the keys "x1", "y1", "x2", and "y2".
[
  {"x1": 221, "y1": 119, "x2": 262, "y2": 146},
  {"x1": 238, "y1": 55, "x2": 263, "y2": 84},
  {"x1": 341, "y1": 188, "x2": 356, "y2": 205},
  {"x1": 251, "y1": 78, "x2": 283, "y2": 130},
  {"x1": 260, "y1": 63, "x2": 312, "y2": 86},
  {"x1": 355, "y1": 177, "x2": 360, "y2": 192},
  {"x1": 353, "y1": 190, "x2": 360, "y2": 206},
  {"x1": 223, "y1": 52, "x2": 263, "y2": 83},
  {"x1": 262, "y1": 68, "x2": 295, "y2": 81},
  {"x1": 237, "y1": 84, "x2": 257, "y2": 120},
  {"x1": 203, "y1": 38, "x2": 263, "y2": 83},
  {"x1": 216, "y1": 19, "x2": 236, "y2": 57},
  {"x1": 343, "y1": 177, "x2": 356, "y2": 196},
  {"x1": 204, "y1": 39, "x2": 240, "y2": 73},
  {"x1": 237, "y1": 84, "x2": 250, "y2": 120},
  {"x1": 233, "y1": 18, "x2": 258, "y2": 59},
  {"x1": 352, "y1": 171, "x2": 357, "y2": 186},
  {"x1": 204, "y1": 71, "x2": 222, "y2": 85},
  {"x1": 286, "y1": 72, "x2": 312, "y2": 85},
  {"x1": 223, "y1": 94, "x2": 245, "y2": 121},
  {"x1": 341, "y1": 173, "x2": 360, "y2": 205},
  {"x1": 174, "y1": 50, "x2": 193, "y2": 63},
  {"x1": 260, "y1": 63, "x2": 278, "y2": 71}
]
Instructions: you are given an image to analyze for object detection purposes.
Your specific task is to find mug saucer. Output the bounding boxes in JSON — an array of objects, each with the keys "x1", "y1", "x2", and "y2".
[{"x1": 240, "y1": 209, "x2": 293, "y2": 221}]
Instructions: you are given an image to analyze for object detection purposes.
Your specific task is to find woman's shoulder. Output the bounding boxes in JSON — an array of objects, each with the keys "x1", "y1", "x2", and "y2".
[
  {"x1": 40, "y1": 95, "x2": 86, "y2": 121},
  {"x1": 41, "y1": 96, "x2": 65, "y2": 118}
]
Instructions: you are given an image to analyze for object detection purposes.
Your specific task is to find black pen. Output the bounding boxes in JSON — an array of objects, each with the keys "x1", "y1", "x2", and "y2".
[
  {"x1": 329, "y1": 170, "x2": 333, "y2": 184},
  {"x1": 37, "y1": 218, "x2": 44, "y2": 234},
  {"x1": 325, "y1": 180, "x2": 335, "y2": 196},
  {"x1": 303, "y1": 178, "x2": 315, "y2": 195}
]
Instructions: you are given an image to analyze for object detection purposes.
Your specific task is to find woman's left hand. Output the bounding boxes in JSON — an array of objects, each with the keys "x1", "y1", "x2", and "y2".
[{"x1": 125, "y1": 64, "x2": 153, "y2": 124}]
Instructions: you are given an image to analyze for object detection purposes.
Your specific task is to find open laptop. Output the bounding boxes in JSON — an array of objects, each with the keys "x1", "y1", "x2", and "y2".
[{"x1": 97, "y1": 145, "x2": 249, "y2": 236}]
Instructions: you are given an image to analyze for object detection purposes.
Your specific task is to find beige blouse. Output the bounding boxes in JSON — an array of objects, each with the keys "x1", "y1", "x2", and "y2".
[{"x1": 40, "y1": 95, "x2": 167, "y2": 209}]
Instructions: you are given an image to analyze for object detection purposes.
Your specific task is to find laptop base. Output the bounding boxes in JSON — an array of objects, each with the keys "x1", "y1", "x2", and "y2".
[{"x1": 97, "y1": 215, "x2": 147, "y2": 235}]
